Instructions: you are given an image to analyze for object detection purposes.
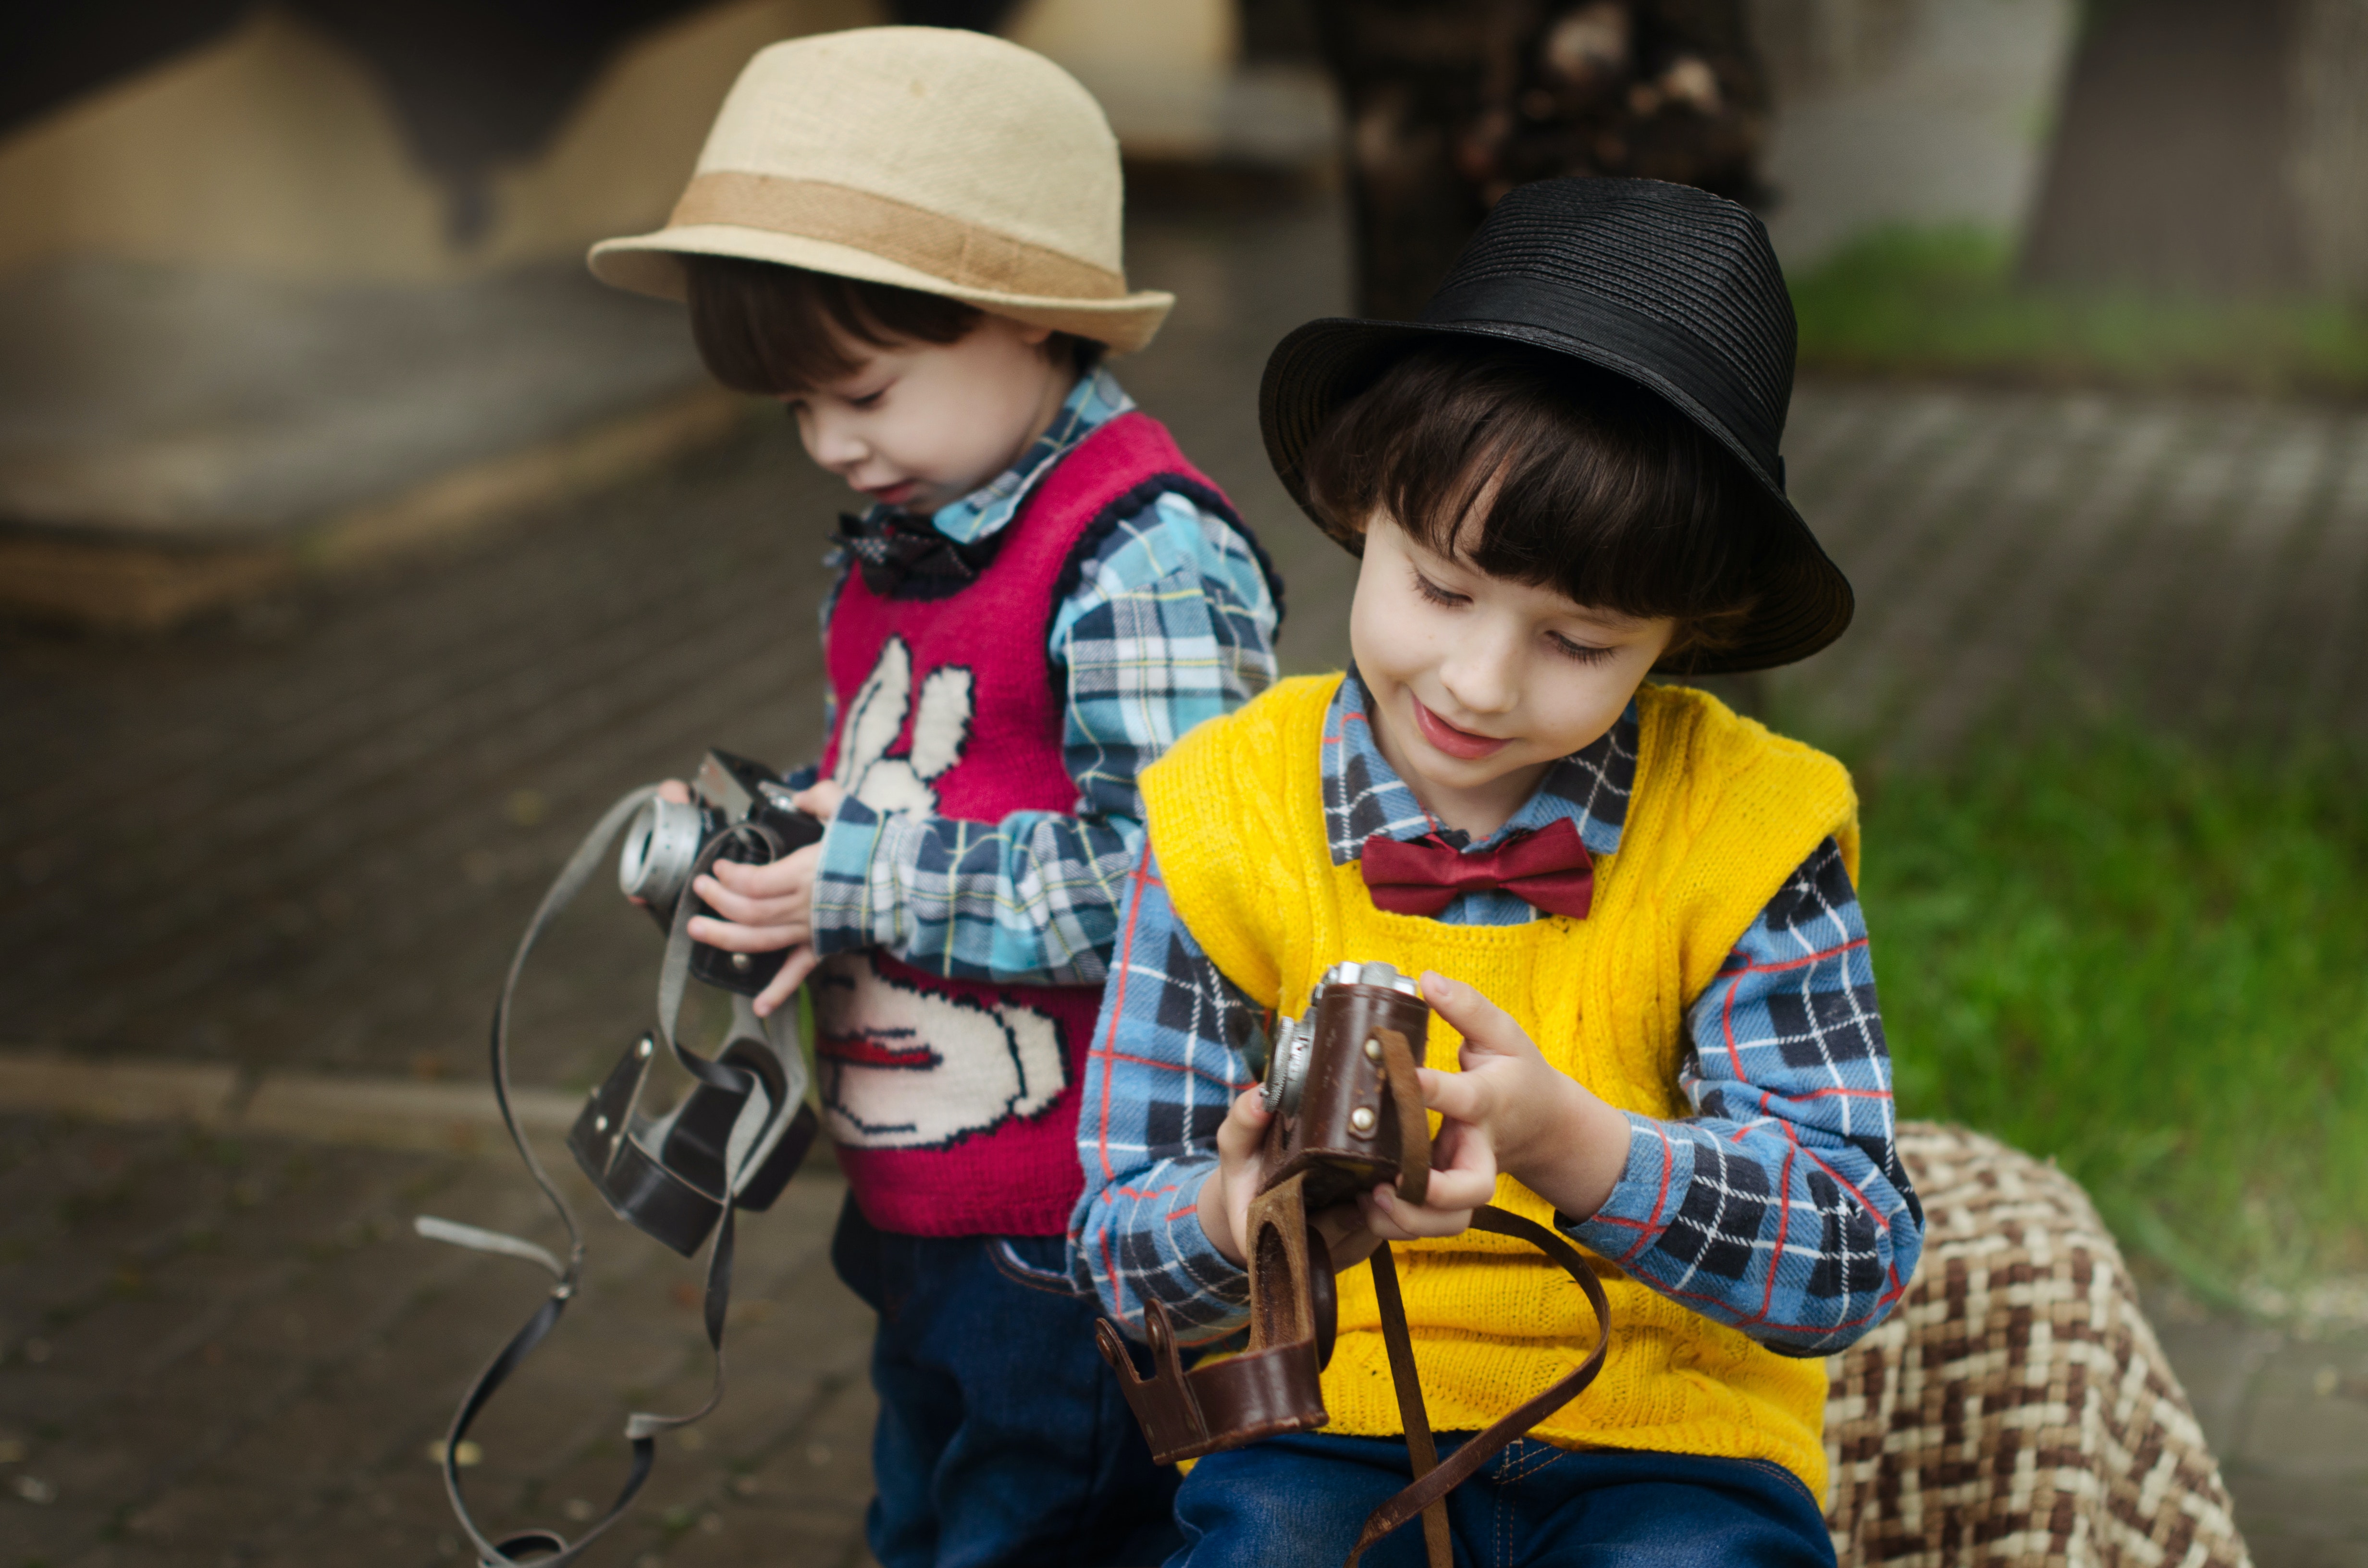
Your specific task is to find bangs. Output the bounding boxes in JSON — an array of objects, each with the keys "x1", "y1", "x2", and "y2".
[
  {"x1": 681, "y1": 256, "x2": 981, "y2": 395},
  {"x1": 1300, "y1": 340, "x2": 1776, "y2": 658}
]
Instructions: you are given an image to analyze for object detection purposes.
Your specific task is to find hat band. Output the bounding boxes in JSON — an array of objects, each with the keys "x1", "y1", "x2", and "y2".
[{"x1": 669, "y1": 172, "x2": 1128, "y2": 303}]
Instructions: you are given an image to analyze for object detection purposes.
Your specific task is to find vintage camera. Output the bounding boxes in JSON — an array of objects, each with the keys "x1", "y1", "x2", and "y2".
[
  {"x1": 617, "y1": 750, "x2": 823, "y2": 996},
  {"x1": 1098, "y1": 960, "x2": 1436, "y2": 1463},
  {"x1": 1258, "y1": 961, "x2": 1435, "y2": 1213},
  {"x1": 1098, "y1": 959, "x2": 1612, "y2": 1568}
]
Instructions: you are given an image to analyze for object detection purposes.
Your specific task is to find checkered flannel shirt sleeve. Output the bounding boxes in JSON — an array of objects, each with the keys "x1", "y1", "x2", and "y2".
[
  {"x1": 811, "y1": 490, "x2": 1279, "y2": 986},
  {"x1": 1069, "y1": 842, "x2": 1264, "y2": 1341},
  {"x1": 1563, "y1": 838, "x2": 1923, "y2": 1356}
]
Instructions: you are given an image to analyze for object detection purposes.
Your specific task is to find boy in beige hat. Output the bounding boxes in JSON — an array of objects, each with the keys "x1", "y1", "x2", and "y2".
[{"x1": 589, "y1": 25, "x2": 1280, "y2": 1568}]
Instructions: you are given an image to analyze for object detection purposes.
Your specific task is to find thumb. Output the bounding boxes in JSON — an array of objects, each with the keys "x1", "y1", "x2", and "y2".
[
  {"x1": 1215, "y1": 1087, "x2": 1270, "y2": 1161},
  {"x1": 1419, "y1": 971, "x2": 1532, "y2": 1061},
  {"x1": 792, "y1": 779, "x2": 845, "y2": 821}
]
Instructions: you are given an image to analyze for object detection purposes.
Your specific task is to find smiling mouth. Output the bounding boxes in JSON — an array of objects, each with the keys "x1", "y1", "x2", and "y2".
[
  {"x1": 863, "y1": 480, "x2": 920, "y2": 507},
  {"x1": 1411, "y1": 696, "x2": 1510, "y2": 760}
]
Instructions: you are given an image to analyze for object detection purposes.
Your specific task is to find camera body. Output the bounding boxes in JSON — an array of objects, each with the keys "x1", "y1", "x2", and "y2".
[
  {"x1": 616, "y1": 750, "x2": 823, "y2": 996},
  {"x1": 1260, "y1": 961, "x2": 1435, "y2": 1211}
]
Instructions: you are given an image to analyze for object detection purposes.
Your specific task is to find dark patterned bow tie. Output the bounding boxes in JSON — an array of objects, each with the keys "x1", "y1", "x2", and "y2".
[
  {"x1": 833, "y1": 510, "x2": 1006, "y2": 598},
  {"x1": 1360, "y1": 817, "x2": 1595, "y2": 919}
]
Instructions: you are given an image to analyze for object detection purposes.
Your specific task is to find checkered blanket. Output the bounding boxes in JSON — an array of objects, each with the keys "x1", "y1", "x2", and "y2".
[{"x1": 1826, "y1": 1124, "x2": 2250, "y2": 1567}]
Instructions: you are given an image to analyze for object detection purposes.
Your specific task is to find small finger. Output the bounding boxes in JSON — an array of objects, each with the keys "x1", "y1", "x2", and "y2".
[
  {"x1": 1417, "y1": 1164, "x2": 1499, "y2": 1212},
  {"x1": 694, "y1": 881, "x2": 805, "y2": 929},
  {"x1": 685, "y1": 916, "x2": 804, "y2": 953},
  {"x1": 753, "y1": 947, "x2": 821, "y2": 1017},
  {"x1": 1415, "y1": 1066, "x2": 1486, "y2": 1121},
  {"x1": 1421, "y1": 971, "x2": 1539, "y2": 1063},
  {"x1": 708, "y1": 858, "x2": 806, "y2": 896},
  {"x1": 1360, "y1": 1187, "x2": 1472, "y2": 1241},
  {"x1": 1430, "y1": 1122, "x2": 1500, "y2": 1187}
]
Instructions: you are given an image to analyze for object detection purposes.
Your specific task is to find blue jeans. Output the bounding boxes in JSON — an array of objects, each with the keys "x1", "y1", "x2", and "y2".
[
  {"x1": 831, "y1": 1196, "x2": 1180, "y2": 1568},
  {"x1": 1168, "y1": 1431, "x2": 1834, "y2": 1568}
]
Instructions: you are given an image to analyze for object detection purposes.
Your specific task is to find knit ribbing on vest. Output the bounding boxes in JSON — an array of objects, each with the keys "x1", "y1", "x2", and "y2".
[{"x1": 1141, "y1": 674, "x2": 1860, "y2": 1498}]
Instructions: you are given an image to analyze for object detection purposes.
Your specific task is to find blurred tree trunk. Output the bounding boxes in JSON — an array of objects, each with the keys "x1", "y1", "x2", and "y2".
[
  {"x1": 1312, "y1": 0, "x2": 1772, "y2": 320},
  {"x1": 2288, "y1": 0, "x2": 2368, "y2": 299},
  {"x1": 2022, "y1": 0, "x2": 2368, "y2": 299}
]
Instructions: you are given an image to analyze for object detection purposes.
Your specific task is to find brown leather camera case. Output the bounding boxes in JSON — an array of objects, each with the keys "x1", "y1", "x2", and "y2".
[{"x1": 1093, "y1": 969, "x2": 1614, "y2": 1568}]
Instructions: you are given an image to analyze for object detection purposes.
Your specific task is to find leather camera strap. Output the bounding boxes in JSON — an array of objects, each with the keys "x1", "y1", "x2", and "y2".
[
  {"x1": 1367, "y1": 1246, "x2": 1452, "y2": 1568},
  {"x1": 1347, "y1": 1206, "x2": 1616, "y2": 1568},
  {"x1": 413, "y1": 787, "x2": 798, "y2": 1567},
  {"x1": 1375, "y1": 1027, "x2": 1431, "y2": 1207}
]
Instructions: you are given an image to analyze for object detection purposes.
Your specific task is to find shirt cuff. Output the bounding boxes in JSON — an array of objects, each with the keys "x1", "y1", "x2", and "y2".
[
  {"x1": 1108, "y1": 1155, "x2": 1253, "y2": 1342},
  {"x1": 811, "y1": 797, "x2": 893, "y2": 955},
  {"x1": 1559, "y1": 1111, "x2": 1697, "y2": 1269}
]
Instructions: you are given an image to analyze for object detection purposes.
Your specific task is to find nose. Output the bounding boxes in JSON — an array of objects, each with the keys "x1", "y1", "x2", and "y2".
[{"x1": 1436, "y1": 617, "x2": 1522, "y2": 717}]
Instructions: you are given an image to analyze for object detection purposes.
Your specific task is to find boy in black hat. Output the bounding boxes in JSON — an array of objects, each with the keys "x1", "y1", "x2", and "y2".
[{"x1": 1071, "y1": 178, "x2": 1923, "y2": 1566}]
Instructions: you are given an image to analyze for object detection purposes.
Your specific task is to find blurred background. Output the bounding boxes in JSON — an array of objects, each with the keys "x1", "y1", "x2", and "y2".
[{"x1": 2, "y1": 1, "x2": 2365, "y2": 1563}]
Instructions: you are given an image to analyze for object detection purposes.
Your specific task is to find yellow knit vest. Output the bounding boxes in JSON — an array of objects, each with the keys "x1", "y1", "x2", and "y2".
[{"x1": 1141, "y1": 674, "x2": 1860, "y2": 1498}]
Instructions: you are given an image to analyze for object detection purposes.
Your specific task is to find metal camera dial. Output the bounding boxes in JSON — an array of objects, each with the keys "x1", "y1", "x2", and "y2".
[{"x1": 1261, "y1": 1013, "x2": 1316, "y2": 1117}]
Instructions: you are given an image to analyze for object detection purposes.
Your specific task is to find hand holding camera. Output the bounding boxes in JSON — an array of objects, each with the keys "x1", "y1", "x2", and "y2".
[
  {"x1": 617, "y1": 751, "x2": 837, "y2": 1009},
  {"x1": 1196, "y1": 990, "x2": 1499, "y2": 1276},
  {"x1": 676, "y1": 776, "x2": 842, "y2": 1015},
  {"x1": 1098, "y1": 961, "x2": 1616, "y2": 1568}
]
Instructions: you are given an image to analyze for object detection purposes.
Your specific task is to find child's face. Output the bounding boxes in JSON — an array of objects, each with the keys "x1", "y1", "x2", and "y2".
[
  {"x1": 784, "y1": 313, "x2": 1073, "y2": 516},
  {"x1": 1350, "y1": 510, "x2": 1674, "y2": 839}
]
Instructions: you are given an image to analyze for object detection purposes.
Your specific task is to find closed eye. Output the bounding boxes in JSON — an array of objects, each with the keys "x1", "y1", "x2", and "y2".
[
  {"x1": 1410, "y1": 568, "x2": 1467, "y2": 607},
  {"x1": 1547, "y1": 632, "x2": 1616, "y2": 663},
  {"x1": 846, "y1": 388, "x2": 887, "y2": 410}
]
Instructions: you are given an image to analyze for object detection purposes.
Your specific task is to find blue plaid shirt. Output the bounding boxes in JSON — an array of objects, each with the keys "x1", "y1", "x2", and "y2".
[
  {"x1": 806, "y1": 368, "x2": 1280, "y2": 985},
  {"x1": 1071, "y1": 673, "x2": 1922, "y2": 1359}
]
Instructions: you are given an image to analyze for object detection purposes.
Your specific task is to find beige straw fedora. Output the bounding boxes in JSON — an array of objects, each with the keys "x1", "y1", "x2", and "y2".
[{"x1": 589, "y1": 26, "x2": 1172, "y2": 354}]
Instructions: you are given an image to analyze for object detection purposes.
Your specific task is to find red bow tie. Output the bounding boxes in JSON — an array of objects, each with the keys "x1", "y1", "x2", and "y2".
[{"x1": 1360, "y1": 817, "x2": 1595, "y2": 919}]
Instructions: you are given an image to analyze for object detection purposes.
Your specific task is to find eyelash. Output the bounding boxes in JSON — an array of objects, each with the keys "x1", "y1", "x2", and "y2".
[
  {"x1": 1415, "y1": 569, "x2": 1615, "y2": 663},
  {"x1": 848, "y1": 389, "x2": 886, "y2": 409},
  {"x1": 1411, "y1": 570, "x2": 1465, "y2": 608},
  {"x1": 1548, "y1": 635, "x2": 1616, "y2": 664}
]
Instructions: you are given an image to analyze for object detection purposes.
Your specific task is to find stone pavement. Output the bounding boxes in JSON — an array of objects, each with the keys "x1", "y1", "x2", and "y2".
[
  {"x1": 0, "y1": 1110, "x2": 880, "y2": 1568},
  {"x1": 6, "y1": 184, "x2": 2368, "y2": 1565},
  {"x1": 1766, "y1": 382, "x2": 2368, "y2": 756}
]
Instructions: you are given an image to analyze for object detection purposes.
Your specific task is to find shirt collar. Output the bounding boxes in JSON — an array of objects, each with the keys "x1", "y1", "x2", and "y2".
[
  {"x1": 1321, "y1": 670, "x2": 1638, "y2": 867},
  {"x1": 857, "y1": 366, "x2": 1135, "y2": 548}
]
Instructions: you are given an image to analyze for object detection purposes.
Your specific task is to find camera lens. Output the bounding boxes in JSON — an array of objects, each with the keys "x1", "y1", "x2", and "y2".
[{"x1": 618, "y1": 796, "x2": 708, "y2": 916}]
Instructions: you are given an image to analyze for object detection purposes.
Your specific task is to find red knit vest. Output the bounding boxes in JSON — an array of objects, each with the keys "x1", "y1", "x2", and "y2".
[{"x1": 814, "y1": 411, "x2": 1245, "y2": 1236}]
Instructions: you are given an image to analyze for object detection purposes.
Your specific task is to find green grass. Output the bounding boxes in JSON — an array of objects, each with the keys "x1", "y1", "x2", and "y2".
[
  {"x1": 1791, "y1": 225, "x2": 2368, "y2": 398},
  {"x1": 1851, "y1": 725, "x2": 2368, "y2": 1299}
]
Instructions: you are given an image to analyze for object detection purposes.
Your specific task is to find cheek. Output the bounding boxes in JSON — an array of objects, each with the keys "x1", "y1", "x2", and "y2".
[
  {"x1": 1351, "y1": 579, "x2": 1459, "y2": 697},
  {"x1": 897, "y1": 371, "x2": 1015, "y2": 477},
  {"x1": 1533, "y1": 658, "x2": 1647, "y2": 748},
  {"x1": 1347, "y1": 564, "x2": 1412, "y2": 678}
]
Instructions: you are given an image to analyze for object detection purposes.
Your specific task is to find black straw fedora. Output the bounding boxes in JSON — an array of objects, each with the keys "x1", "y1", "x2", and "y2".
[{"x1": 1259, "y1": 177, "x2": 1852, "y2": 674}]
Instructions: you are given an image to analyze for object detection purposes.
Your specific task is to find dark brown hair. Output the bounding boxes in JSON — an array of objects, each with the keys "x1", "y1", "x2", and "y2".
[
  {"x1": 682, "y1": 254, "x2": 1100, "y2": 394},
  {"x1": 1299, "y1": 339, "x2": 1775, "y2": 661}
]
